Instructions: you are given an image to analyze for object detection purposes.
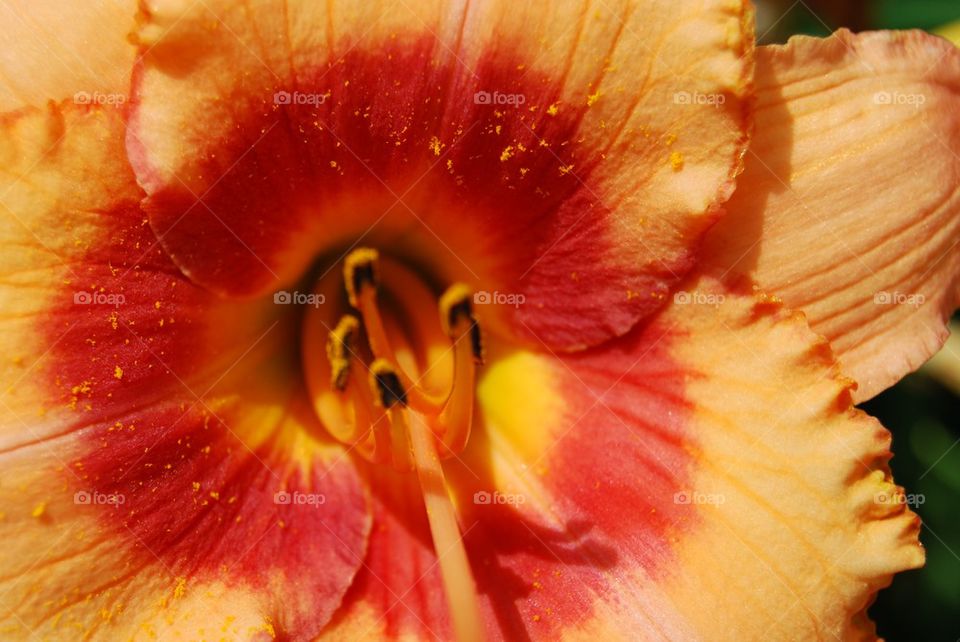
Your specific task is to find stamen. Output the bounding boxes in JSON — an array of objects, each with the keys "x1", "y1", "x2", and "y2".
[
  {"x1": 312, "y1": 263, "x2": 486, "y2": 640},
  {"x1": 317, "y1": 315, "x2": 375, "y2": 449},
  {"x1": 439, "y1": 283, "x2": 484, "y2": 365},
  {"x1": 369, "y1": 359, "x2": 414, "y2": 472},
  {"x1": 369, "y1": 358, "x2": 408, "y2": 408},
  {"x1": 344, "y1": 248, "x2": 445, "y2": 413},
  {"x1": 326, "y1": 315, "x2": 360, "y2": 391},
  {"x1": 437, "y1": 285, "x2": 481, "y2": 455},
  {"x1": 408, "y1": 410, "x2": 486, "y2": 642},
  {"x1": 343, "y1": 247, "x2": 380, "y2": 308}
]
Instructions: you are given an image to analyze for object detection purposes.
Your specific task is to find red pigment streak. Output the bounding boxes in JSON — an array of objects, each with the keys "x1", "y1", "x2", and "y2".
[
  {"x1": 331, "y1": 318, "x2": 693, "y2": 640},
  {"x1": 68, "y1": 400, "x2": 367, "y2": 641},
  {"x1": 127, "y1": 36, "x2": 694, "y2": 349},
  {"x1": 42, "y1": 201, "x2": 216, "y2": 424},
  {"x1": 42, "y1": 203, "x2": 367, "y2": 639}
]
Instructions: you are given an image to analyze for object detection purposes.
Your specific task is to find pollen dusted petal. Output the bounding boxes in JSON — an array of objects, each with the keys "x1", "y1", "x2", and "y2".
[
  {"x1": 701, "y1": 29, "x2": 960, "y2": 401},
  {"x1": 128, "y1": 0, "x2": 753, "y2": 350},
  {"x1": 0, "y1": 0, "x2": 137, "y2": 110},
  {"x1": 325, "y1": 276, "x2": 922, "y2": 641},
  {"x1": 0, "y1": 106, "x2": 370, "y2": 640}
]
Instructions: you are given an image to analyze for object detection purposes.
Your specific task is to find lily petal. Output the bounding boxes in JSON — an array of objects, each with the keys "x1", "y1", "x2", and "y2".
[
  {"x1": 127, "y1": 0, "x2": 753, "y2": 350},
  {"x1": 0, "y1": 104, "x2": 370, "y2": 640},
  {"x1": 324, "y1": 276, "x2": 922, "y2": 640},
  {"x1": 701, "y1": 29, "x2": 960, "y2": 401},
  {"x1": 0, "y1": 0, "x2": 137, "y2": 111}
]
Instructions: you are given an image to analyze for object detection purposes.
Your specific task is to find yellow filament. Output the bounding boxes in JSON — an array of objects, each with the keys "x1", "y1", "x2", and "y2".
[
  {"x1": 436, "y1": 284, "x2": 480, "y2": 455},
  {"x1": 438, "y1": 335, "x2": 477, "y2": 455},
  {"x1": 408, "y1": 409, "x2": 486, "y2": 642}
]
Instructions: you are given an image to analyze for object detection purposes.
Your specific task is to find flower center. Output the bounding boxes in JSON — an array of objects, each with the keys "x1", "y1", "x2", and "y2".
[{"x1": 301, "y1": 248, "x2": 486, "y2": 642}]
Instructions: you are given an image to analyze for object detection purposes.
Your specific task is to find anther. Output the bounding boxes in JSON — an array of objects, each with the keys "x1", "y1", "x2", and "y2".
[
  {"x1": 439, "y1": 284, "x2": 484, "y2": 364},
  {"x1": 369, "y1": 358, "x2": 408, "y2": 408},
  {"x1": 326, "y1": 315, "x2": 360, "y2": 391},
  {"x1": 368, "y1": 359, "x2": 414, "y2": 472},
  {"x1": 343, "y1": 247, "x2": 380, "y2": 308}
]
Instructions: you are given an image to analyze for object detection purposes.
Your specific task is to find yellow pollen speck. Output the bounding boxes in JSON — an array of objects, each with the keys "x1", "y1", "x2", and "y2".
[
  {"x1": 533, "y1": 615, "x2": 541, "y2": 622},
  {"x1": 109, "y1": 311, "x2": 118, "y2": 330},
  {"x1": 500, "y1": 145, "x2": 515, "y2": 162},
  {"x1": 558, "y1": 164, "x2": 575, "y2": 176},
  {"x1": 428, "y1": 136, "x2": 443, "y2": 156},
  {"x1": 32, "y1": 502, "x2": 46, "y2": 518},
  {"x1": 446, "y1": 159, "x2": 453, "y2": 172},
  {"x1": 670, "y1": 151, "x2": 684, "y2": 171},
  {"x1": 520, "y1": 167, "x2": 529, "y2": 176},
  {"x1": 173, "y1": 577, "x2": 186, "y2": 599},
  {"x1": 546, "y1": 103, "x2": 559, "y2": 116},
  {"x1": 586, "y1": 90, "x2": 601, "y2": 106},
  {"x1": 329, "y1": 160, "x2": 339, "y2": 169},
  {"x1": 154, "y1": 301, "x2": 161, "y2": 310},
  {"x1": 260, "y1": 618, "x2": 277, "y2": 639},
  {"x1": 494, "y1": 124, "x2": 502, "y2": 135},
  {"x1": 665, "y1": 133, "x2": 677, "y2": 146},
  {"x1": 191, "y1": 482, "x2": 200, "y2": 492},
  {"x1": 209, "y1": 491, "x2": 220, "y2": 500},
  {"x1": 114, "y1": 366, "x2": 123, "y2": 380}
]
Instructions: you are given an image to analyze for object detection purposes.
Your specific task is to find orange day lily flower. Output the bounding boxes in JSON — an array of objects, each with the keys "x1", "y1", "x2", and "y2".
[{"x1": 0, "y1": 0, "x2": 957, "y2": 640}]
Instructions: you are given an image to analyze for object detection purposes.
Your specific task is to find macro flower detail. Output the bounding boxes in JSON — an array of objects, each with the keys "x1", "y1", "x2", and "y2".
[{"x1": 0, "y1": 1, "x2": 956, "y2": 641}]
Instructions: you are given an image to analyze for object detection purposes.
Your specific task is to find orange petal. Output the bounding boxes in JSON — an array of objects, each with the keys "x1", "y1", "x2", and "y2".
[
  {"x1": 0, "y1": 105, "x2": 370, "y2": 639},
  {"x1": 325, "y1": 275, "x2": 922, "y2": 640},
  {"x1": 0, "y1": 1, "x2": 137, "y2": 111},
  {"x1": 701, "y1": 29, "x2": 960, "y2": 401},
  {"x1": 127, "y1": 0, "x2": 753, "y2": 350}
]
